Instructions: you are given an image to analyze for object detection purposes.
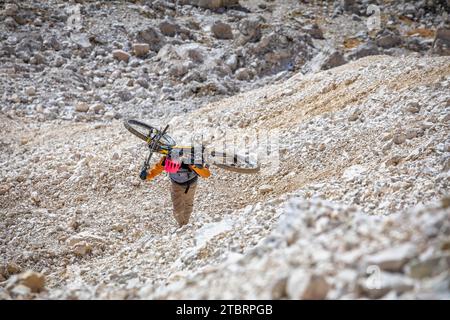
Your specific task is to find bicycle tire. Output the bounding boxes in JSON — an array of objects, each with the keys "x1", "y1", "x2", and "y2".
[
  {"x1": 124, "y1": 119, "x2": 176, "y2": 147},
  {"x1": 209, "y1": 150, "x2": 260, "y2": 174}
]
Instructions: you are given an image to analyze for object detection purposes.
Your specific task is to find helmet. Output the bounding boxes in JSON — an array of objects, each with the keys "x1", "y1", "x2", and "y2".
[{"x1": 164, "y1": 158, "x2": 181, "y2": 173}]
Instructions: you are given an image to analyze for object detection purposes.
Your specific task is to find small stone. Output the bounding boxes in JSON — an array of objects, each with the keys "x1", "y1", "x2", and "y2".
[
  {"x1": 348, "y1": 111, "x2": 360, "y2": 121},
  {"x1": 405, "y1": 129, "x2": 417, "y2": 140},
  {"x1": 318, "y1": 143, "x2": 326, "y2": 151},
  {"x1": 136, "y1": 27, "x2": 164, "y2": 51},
  {"x1": 303, "y1": 24, "x2": 324, "y2": 40},
  {"x1": 118, "y1": 90, "x2": 133, "y2": 102},
  {"x1": 54, "y1": 56, "x2": 66, "y2": 67},
  {"x1": 376, "y1": 35, "x2": 402, "y2": 49},
  {"x1": 0, "y1": 184, "x2": 11, "y2": 195},
  {"x1": 112, "y1": 49, "x2": 131, "y2": 62},
  {"x1": 169, "y1": 63, "x2": 188, "y2": 78},
  {"x1": 73, "y1": 241, "x2": 92, "y2": 256},
  {"x1": 10, "y1": 94, "x2": 20, "y2": 104},
  {"x1": 211, "y1": 21, "x2": 233, "y2": 40},
  {"x1": 20, "y1": 137, "x2": 29, "y2": 145},
  {"x1": 18, "y1": 271, "x2": 45, "y2": 293},
  {"x1": 136, "y1": 77, "x2": 149, "y2": 89},
  {"x1": 104, "y1": 111, "x2": 115, "y2": 120},
  {"x1": 25, "y1": 87, "x2": 36, "y2": 96},
  {"x1": 75, "y1": 102, "x2": 89, "y2": 112},
  {"x1": 4, "y1": 3, "x2": 19, "y2": 16},
  {"x1": 159, "y1": 21, "x2": 178, "y2": 37},
  {"x1": 235, "y1": 68, "x2": 253, "y2": 81},
  {"x1": 287, "y1": 270, "x2": 330, "y2": 300},
  {"x1": 406, "y1": 102, "x2": 421, "y2": 113},
  {"x1": 393, "y1": 133, "x2": 406, "y2": 145},
  {"x1": 92, "y1": 103, "x2": 105, "y2": 113},
  {"x1": 258, "y1": 184, "x2": 274, "y2": 194},
  {"x1": 225, "y1": 54, "x2": 238, "y2": 71},
  {"x1": 4, "y1": 16, "x2": 17, "y2": 28},
  {"x1": 30, "y1": 53, "x2": 46, "y2": 65},
  {"x1": 6, "y1": 262, "x2": 21, "y2": 275},
  {"x1": 132, "y1": 43, "x2": 150, "y2": 57},
  {"x1": 385, "y1": 155, "x2": 403, "y2": 166}
]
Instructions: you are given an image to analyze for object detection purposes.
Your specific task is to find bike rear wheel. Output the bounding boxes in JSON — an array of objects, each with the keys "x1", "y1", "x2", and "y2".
[
  {"x1": 209, "y1": 150, "x2": 260, "y2": 174},
  {"x1": 124, "y1": 119, "x2": 176, "y2": 147}
]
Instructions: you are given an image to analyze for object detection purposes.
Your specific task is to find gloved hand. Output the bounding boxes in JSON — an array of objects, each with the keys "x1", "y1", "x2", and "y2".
[{"x1": 139, "y1": 168, "x2": 148, "y2": 180}]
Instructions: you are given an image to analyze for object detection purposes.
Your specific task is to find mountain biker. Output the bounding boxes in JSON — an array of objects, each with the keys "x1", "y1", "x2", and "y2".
[{"x1": 139, "y1": 156, "x2": 210, "y2": 227}]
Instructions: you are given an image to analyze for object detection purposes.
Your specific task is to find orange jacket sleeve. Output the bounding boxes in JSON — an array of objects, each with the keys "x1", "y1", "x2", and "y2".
[
  {"x1": 146, "y1": 157, "x2": 165, "y2": 181},
  {"x1": 190, "y1": 164, "x2": 211, "y2": 178}
]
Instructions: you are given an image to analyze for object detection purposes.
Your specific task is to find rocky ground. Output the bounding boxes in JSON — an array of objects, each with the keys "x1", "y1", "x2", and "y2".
[{"x1": 0, "y1": 1, "x2": 450, "y2": 300}]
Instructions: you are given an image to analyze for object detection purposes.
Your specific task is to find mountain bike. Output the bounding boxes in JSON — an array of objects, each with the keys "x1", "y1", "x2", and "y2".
[{"x1": 124, "y1": 119, "x2": 260, "y2": 174}]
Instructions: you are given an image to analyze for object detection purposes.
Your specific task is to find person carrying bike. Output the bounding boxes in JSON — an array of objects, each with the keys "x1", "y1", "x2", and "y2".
[{"x1": 140, "y1": 155, "x2": 210, "y2": 227}]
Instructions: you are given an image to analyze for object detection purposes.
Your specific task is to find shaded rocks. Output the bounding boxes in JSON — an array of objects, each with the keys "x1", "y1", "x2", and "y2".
[
  {"x1": 112, "y1": 49, "x2": 131, "y2": 63},
  {"x1": 303, "y1": 24, "x2": 324, "y2": 40},
  {"x1": 211, "y1": 21, "x2": 233, "y2": 40},
  {"x1": 235, "y1": 68, "x2": 254, "y2": 81},
  {"x1": 238, "y1": 18, "x2": 262, "y2": 43},
  {"x1": 321, "y1": 51, "x2": 346, "y2": 70},
  {"x1": 132, "y1": 43, "x2": 150, "y2": 57},
  {"x1": 287, "y1": 270, "x2": 330, "y2": 299},
  {"x1": 136, "y1": 27, "x2": 164, "y2": 52},
  {"x1": 433, "y1": 28, "x2": 450, "y2": 55},
  {"x1": 376, "y1": 34, "x2": 402, "y2": 49},
  {"x1": 434, "y1": 28, "x2": 450, "y2": 44},
  {"x1": 184, "y1": 0, "x2": 239, "y2": 9},
  {"x1": 159, "y1": 21, "x2": 179, "y2": 37},
  {"x1": 169, "y1": 62, "x2": 189, "y2": 78},
  {"x1": 303, "y1": 50, "x2": 346, "y2": 73},
  {"x1": 348, "y1": 41, "x2": 380, "y2": 60}
]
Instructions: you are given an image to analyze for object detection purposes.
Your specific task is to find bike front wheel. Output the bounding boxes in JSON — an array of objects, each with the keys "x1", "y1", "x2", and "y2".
[{"x1": 124, "y1": 119, "x2": 176, "y2": 148}]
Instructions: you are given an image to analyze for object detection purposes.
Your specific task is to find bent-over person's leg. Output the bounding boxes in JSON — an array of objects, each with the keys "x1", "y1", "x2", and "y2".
[{"x1": 170, "y1": 180, "x2": 197, "y2": 227}]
